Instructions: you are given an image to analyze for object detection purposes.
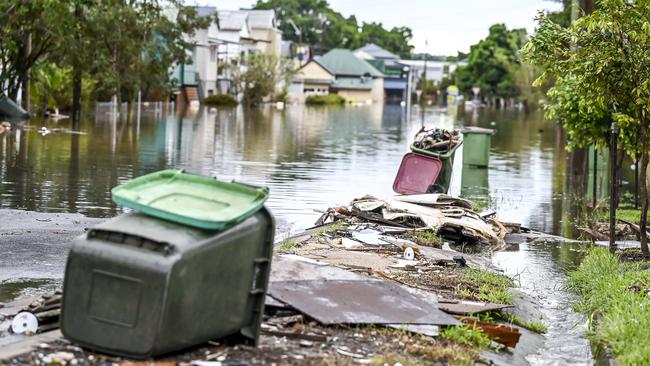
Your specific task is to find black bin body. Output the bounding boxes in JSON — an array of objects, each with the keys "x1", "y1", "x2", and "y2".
[{"x1": 60, "y1": 207, "x2": 274, "y2": 359}]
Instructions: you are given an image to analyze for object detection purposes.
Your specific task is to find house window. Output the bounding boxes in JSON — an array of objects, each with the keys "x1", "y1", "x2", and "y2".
[{"x1": 210, "y1": 46, "x2": 216, "y2": 62}]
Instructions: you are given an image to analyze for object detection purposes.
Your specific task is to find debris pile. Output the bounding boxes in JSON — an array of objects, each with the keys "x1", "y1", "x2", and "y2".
[
  {"x1": 413, "y1": 127, "x2": 461, "y2": 153},
  {"x1": 315, "y1": 194, "x2": 508, "y2": 249},
  {"x1": 2, "y1": 194, "x2": 551, "y2": 365}
]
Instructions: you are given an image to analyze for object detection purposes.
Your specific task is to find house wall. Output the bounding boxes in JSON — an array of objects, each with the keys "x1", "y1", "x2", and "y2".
[
  {"x1": 250, "y1": 28, "x2": 282, "y2": 54},
  {"x1": 296, "y1": 62, "x2": 334, "y2": 82},
  {"x1": 336, "y1": 89, "x2": 373, "y2": 104},
  {"x1": 371, "y1": 78, "x2": 384, "y2": 103}
]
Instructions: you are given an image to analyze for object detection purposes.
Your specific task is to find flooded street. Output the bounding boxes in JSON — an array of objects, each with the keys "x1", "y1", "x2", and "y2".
[{"x1": 0, "y1": 103, "x2": 593, "y2": 363}]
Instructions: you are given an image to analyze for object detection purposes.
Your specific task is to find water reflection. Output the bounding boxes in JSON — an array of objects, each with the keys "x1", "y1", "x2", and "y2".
[
  {"x1": 493, "y1": 242, "x2": 593, "y2": 365},
  {"x1": 0, "y1": 104, "x2": 574, "y2": 235}
]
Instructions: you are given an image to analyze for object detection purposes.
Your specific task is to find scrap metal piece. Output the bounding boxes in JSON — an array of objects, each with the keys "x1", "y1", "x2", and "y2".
[
  {"x1": 457, "y1": 317, "x2": 521, "y2": 348},
  {"x1": 268, "y1": 280, "x2": 458, "y2": 326}
]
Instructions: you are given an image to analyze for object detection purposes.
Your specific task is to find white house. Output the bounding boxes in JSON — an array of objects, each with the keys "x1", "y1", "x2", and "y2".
[{"x1": 243, "y1": 9, "x2": 282, "y2": 55}]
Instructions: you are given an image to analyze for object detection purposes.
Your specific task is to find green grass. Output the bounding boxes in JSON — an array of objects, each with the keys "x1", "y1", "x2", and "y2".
[
  {"x1": 305, "y1": 94, "x2": 346, "y2": 105},
  {"x1": 616, "y1": 209, "x2": 641, "y2": 223},
  {"x1": 440, "y1": 325, "x2": 492, "y2": 349},
  {"x1": 501, "y1": 313, "x2": 547, "y2": 333},
  {"x1": 408, "y1": 229, "x2": 444, "y2": 246},
  {"x1": 275, "y1": 239, "x2": 298, "y2": 253},
  {"x1": 456, "y1": 268, "x2": 514, "y2": 305},
  {"x1": 568, "y1": 248, "x2": 650, "y2": 365},
  {"x1": 313, "y1": 221, "x2": 345, "y2": 237}
]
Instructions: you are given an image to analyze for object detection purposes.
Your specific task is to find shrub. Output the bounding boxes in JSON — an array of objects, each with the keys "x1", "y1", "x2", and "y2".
[
  {"x1": 203, "y1": 94, "x2": 237, "y2": 107},
  {"x1": 305, "y1": 94, "x2": 345, "y2": 105}
]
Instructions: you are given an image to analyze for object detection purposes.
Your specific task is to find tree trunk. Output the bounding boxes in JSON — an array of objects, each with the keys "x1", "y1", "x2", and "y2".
[
  {"x1": 20, "y1": 33, "x2": 32, "y2": 112},
  {"x1": 640, "y1": 122, "x2": 649, "y2": 254}
]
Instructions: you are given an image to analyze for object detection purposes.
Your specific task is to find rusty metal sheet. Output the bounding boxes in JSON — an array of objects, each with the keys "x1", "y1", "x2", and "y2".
[
  {"x1": 268, "y1": 280, "x2": 458, "y2": 326},
  {"x1": 437, "y1": 300, "x2": 512, "y2": 315}
]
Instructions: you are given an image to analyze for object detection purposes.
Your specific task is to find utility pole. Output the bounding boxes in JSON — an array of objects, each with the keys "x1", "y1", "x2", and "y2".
[
  {"x1": 421, "y1": 39, "x2": 428, "y2": 126},
  {"x1": 610, "y1": 122, "x2": 619, "y2": 252},
  {"x1": 72, "y1": 3, "x2": 83, "y2": 129}
]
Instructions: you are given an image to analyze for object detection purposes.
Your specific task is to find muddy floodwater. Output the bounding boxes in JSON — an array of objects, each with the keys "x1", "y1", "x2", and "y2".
[{"x1": 0, "y1": 103, "x2": 593, "y2": 363}]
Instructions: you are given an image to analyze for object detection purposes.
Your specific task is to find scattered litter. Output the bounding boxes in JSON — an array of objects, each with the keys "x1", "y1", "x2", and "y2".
[
  {"x1": 412, "y1": 127, "x2": 461, "y2": 153},
  {"x1": 403, "y1": 247, "x2": 415, "y2": 260},
  {"x1": 11, "y1": 312, "x2": 38, "y2": 334}
]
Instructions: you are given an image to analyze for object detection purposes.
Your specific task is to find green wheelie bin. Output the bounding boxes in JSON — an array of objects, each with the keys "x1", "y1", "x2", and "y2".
[
  {"x1": 410, "y1": 139, "x2": 463, "y2": 194},
  {"x1": 461, "y1": 127, "x2": 495, "y2": 167},
  {"x1": 60, "y1": 170, "x2": 274, "y2": 359}
]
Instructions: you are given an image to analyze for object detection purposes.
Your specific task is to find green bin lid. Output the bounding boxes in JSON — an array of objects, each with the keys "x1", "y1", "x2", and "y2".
[
  {"x1": 111, "y1": 170, "x2": 269, "y2": 230},
  {"x1": 461, "y1": 126, "x2": 495, "y2": 135}
]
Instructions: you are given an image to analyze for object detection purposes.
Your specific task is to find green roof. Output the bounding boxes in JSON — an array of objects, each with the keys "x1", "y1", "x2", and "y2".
[
  {"x1": 318, "y1": 49, "x2": 383, "y2": 78},
  {"x1": 331, "y1": 77, "x2": 374, "y2": 90}
]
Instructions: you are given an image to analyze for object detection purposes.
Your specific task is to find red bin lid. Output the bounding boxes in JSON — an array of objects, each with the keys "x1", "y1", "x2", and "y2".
[{"x1": 392, "y1": 153, "x2": 443, "y2": 195}]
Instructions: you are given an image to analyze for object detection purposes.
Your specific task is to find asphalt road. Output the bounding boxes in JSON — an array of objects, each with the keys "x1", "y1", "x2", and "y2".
[{"x1": 0, "y1": 209, "x2": 103, "y2": 283}]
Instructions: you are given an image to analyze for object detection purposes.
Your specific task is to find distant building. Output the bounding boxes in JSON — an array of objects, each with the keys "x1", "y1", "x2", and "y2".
[
  {"x1": 399, "y1": 59, "x2": 465, "y2": 84},
  {"x1": 292, "y1": 49, "x2": 384, "y2": 104},
  {"x1": 354, "y1": 43, "x2": 412, "y2": 104},
  {"x1": 243, "y1": 9, "x2": 282, "y2": 54},
  {"x1": 170, "y1": 6, "x2": 220, "y2": 106}
]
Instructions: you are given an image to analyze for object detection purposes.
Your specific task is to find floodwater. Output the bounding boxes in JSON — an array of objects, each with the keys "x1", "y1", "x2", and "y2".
[{"x1": 0, "y1": 103, "x2": 593, "y2": 364}]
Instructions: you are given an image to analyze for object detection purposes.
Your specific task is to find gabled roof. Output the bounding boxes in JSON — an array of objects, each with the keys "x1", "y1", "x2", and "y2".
[
  {"x1": 299, "y1": 59, "x2": 335, "y2": 76},
  {"x1": 355, "y1": 43, "x2": 398, "y2": 60},
  {"x1": 218, "y1": 10, "x2": 249, "y2": 31},
  {"x1": 243, "y1": 9, "x2": 276, "y2": 29},
  {"x1": 318, "y1": 49, "x2": 382, "y2": 78}
]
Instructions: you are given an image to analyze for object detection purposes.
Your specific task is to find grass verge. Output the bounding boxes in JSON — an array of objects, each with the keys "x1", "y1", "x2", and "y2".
[
  {"x1": 568, "y1": 247, "x2": 650, "y2": 365},
  {"x1": 275, "y1": 239, "x2": 298, "y2": 253},
  {"x1": 455, "y1": 268, "x2": 514, "y2": 305},
  {"x1": 440, "y1": 325, "x2": 492, "y2": 349},
  {"x1": 408, "y1": 229, "x2": 444, "y2": 247},
  {"x1": 313, "y1": 221, "x2": 345, "y2": 237}
]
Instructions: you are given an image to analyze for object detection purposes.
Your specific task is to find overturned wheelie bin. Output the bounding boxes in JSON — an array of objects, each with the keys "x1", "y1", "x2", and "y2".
[{"x1": 60, "y1": 170, "x2": 274, "y2": 359}]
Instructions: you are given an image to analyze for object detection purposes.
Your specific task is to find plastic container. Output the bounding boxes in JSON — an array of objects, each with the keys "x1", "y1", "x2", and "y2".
[
  {"x1": 111, "y1": 170, "x2": 269, "y2": 230},
  {"x1": 461, "y1": 127, "x2": 494, "y2": 167},
  {"x1": 410, "y1": 139, "x2": 463, "y2": 194},
  {"x1": 393, "y1": 153, "x2": 443, "y2": 195},
  {"x1": 60, "y1": 207, "x2": 275, "y2": 359}
]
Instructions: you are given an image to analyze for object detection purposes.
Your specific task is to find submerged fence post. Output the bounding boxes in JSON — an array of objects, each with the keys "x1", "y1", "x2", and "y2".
[{"x1": 610, "y1": 122, "x2": 619, "y2": 252}]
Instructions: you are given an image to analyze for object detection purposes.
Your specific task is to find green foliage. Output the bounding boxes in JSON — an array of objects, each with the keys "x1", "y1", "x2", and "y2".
[
  {"x1": 454, "y1": 24, "x2": 528, "y2": 101},
  {"x1": 0, "y1": 1, "x2": 72, "y2": 101},
  {"x1": 522, "y1": 3, "x2": 650, "y2": 155},
  {"x1": 229, "y1": 53, "x2": 295, "y2": 108},
  {"x1": 523, "y1": 1, "x2": 650, "y2": 253},
  {"x1": 30, "y1": 63, "x2": 95, "y2": 112},
  {"x1": 0, "y1": 0, "x2": 207, "y2": 110},
  {"x1": 253, "y1": 0, "x2": 413, "y2": 57},
  {"x1": 456, "y1": 268, "x2": 514, "y2": 305},
  {"x1": 203, "y1": 94, "x2": 237, "y2": 107},
  {"x1": 569, "y1": 248, "x2": 650, "y2": 365},
  {"x1": 305, "y1": 94, "x2": 346, "y2": 105},
  {"x1": 440, "y1": 325, "x2": 492, "y2": 349}
]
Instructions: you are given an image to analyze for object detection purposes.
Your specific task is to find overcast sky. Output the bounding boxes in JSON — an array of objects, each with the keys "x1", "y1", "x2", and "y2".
[{"x1": 189, "y1": 0, "x2": 563, "y2": 55}]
